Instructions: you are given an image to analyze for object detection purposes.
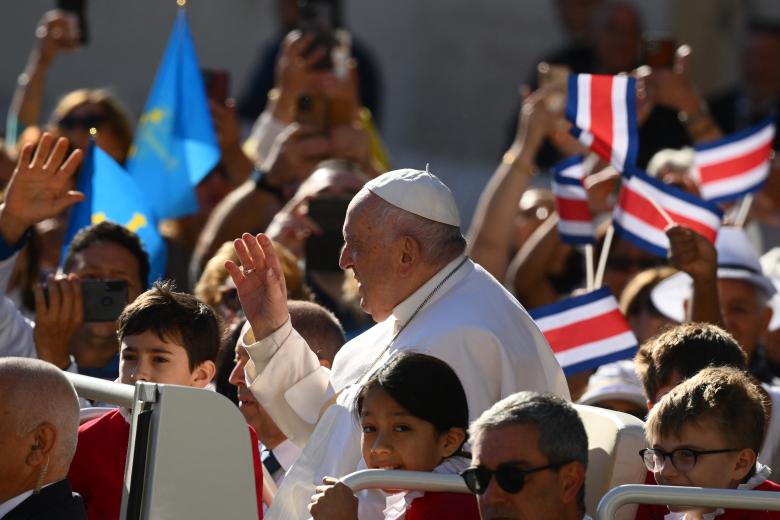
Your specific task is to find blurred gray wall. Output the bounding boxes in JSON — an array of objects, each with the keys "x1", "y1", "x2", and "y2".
[{"x1": 0, "y1": 0, "x2": 776, "y2": 226}]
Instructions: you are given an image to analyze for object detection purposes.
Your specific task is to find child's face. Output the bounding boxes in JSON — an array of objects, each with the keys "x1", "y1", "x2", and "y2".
[
  {"x1": 359, "y1": 387, "x2": 462, "y2": 473},
  {"x1": 119, "y1": 330, "x2": 213, "y2": 388},
  {"x1": 648, "y1": 418, "x2": 755, "y2": 508}
]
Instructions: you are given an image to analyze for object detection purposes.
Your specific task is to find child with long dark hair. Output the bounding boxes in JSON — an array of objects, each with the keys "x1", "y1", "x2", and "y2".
[{"x1": 309, "y1": 352, "x2": 479, "y2": 519}]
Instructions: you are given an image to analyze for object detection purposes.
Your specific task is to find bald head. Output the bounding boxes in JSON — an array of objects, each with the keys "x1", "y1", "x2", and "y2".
[
  {"x1": 0, "y1": 357, "x2": 80, "y2": 495},
  {"x1": 289, "y1": 300, "x2": 346, "y2": 367}
]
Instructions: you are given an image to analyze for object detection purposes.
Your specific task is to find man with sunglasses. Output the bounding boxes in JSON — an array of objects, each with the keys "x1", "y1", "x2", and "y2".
[
  {"x1": 637, "y1": 366, "x2": 780, "y2": 520},
  {"x1": 462, "y1": 391, "x2": 590, "y2": 520}
]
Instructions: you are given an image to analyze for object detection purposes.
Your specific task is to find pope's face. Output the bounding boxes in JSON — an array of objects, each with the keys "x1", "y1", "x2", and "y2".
[{"x1": 339, "y1": 193, "x2": 399, "y2": 322}]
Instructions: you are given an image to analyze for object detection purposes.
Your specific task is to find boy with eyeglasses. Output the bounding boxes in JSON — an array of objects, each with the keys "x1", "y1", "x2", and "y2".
[
  {"x1": 637, "y1": 366, "x2": 780, "y2": 520},
  {"x1": 462, "y1": 391, "x2": 590, "y2": 520}
]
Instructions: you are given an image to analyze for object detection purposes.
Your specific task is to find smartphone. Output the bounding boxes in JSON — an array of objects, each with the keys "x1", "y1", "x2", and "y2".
[
  {"x1": 296, "y1": 94, "x2": 329, "y2": 135},
  {"x1": 298, "y1": 0, "x2": 341, "y2": 70},
  {"x1": 305, "y1": 197, "x2": 351, "y2": 272},
  {"x1": 56, "y1": 0, "x2": 88, "y2": 45},
  {"x1": 643, "y1": 34, "x2": 676, "y2": 68},
  {"x1": 202, "y1": 69, "x2": 230, "y2": 105},
  {"x1": 81, "y1": 279, "x2": 128, "y2": 322}
]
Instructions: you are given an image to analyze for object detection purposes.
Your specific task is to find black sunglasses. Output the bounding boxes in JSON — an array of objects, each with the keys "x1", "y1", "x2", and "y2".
[
  {"x1": 59, "y1": 113, "x2": 109, "y2": 131},
  {"x1": 460, "y1": 461, "x2": 571, "y2": 495}
]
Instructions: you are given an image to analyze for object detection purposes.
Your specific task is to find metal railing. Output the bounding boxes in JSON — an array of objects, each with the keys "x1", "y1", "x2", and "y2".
[
  {"x1": 597, "y1": 484, "x2": 780, "y2": 519},
  {"x1": 340, "y1": 469, "x2": 470, "y2": 493},
  {"x1": 65, "y1": 372, "x2": 135, "y2": 408}
]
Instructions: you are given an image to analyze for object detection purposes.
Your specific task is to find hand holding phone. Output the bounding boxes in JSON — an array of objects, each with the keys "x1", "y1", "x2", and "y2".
[{"x1": 642, "y1": 34, "x2": 676, "y2": 68}]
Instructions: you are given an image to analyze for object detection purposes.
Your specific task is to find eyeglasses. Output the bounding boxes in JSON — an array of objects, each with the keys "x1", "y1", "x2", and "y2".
[
  {"x1": 639, "y1": 447, "x2": 741, "y2": 473},
  {"x1": 460, "y1": 461, "x2": 570, "y2": 495},
  {"x1": 59, "y1": 113, "x2": 109, "y2": 131}
]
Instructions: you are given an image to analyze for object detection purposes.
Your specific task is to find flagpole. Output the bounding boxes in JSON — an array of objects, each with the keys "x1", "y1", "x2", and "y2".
[
  {"x1": 594, "y1": 224, "x2": 614, "y2": 288},
  {"x1": 584, "y1": 244, "x2": 594, "y2": 291},
  {"x1": 734, "y1": 194, "x2": 755, "y2": 228}
]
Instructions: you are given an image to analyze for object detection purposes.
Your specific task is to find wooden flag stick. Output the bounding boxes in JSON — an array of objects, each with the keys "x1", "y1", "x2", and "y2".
[
  {"x1": 584, "y1": 243, "x2": 595, "y2": 291},
  {"x1": 734, "y1": 193, "x2": 755, "y2": 228},
  {"x1": 594, "y1": 224, "x2": 614, "y2": 288}
]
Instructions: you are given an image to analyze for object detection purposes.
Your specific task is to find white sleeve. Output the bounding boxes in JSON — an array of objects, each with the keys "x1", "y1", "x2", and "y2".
[
  {"x1": 241, "y1": 319, "x2": 335, "y2": 447},
  {"x1": 243, "y1": 112, "x2": 288, "y2": 164}
]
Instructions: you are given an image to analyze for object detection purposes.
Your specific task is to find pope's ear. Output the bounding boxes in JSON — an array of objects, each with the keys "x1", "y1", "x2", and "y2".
[{"x1": 398, "y1": 235, "x2": 422, "y2": 274}]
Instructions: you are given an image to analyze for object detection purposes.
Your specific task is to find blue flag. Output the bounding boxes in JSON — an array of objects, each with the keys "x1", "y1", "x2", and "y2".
[
  {"x1": 126, "y1": 9, "x2": 219, "y2": 219},
  {"x1": 63, "y1": 140, "x2": 167, "y2": 286}
]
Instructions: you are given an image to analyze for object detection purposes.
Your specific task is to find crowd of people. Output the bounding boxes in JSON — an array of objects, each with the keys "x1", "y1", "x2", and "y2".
[{"x1": 1, "y1": 0, "x2": 780, "y2": 519}]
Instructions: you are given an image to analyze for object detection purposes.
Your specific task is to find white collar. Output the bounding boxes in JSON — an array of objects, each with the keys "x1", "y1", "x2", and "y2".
[
  {"x1": 269, "y1": 439, "x2": 302, "y2": 472},
  {"x1": 391, "y1": 255, "x2": 469, "y2": 327},
  {"x1": 0, "y1": 490, "x2": 34, "y2": 519},
  {"x1": 382, "y1": 456, "x2": 470, "y2": 520}
]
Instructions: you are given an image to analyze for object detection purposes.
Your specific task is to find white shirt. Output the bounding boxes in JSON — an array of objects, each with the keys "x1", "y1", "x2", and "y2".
[
  {"x1": 0, "y1": 254, "x2": 81, "y2": 377},
  {"x1": 0, "y1": 490, "x2": 33, "y2": 519},
  {"x1": 242, "y1": 255, "x2": 569, "y2": 520}
]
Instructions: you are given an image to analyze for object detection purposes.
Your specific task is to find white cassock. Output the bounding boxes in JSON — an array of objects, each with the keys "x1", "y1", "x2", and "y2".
[{"x1": 241, "y1": 254, "x2": 570, "y2": 519}]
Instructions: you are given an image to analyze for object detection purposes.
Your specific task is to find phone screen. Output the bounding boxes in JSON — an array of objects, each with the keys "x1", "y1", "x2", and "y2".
[
  {"x1": 643, "y1": 35, "x2": 676, "y2": 68},
  {"x1": 202, "y1": 69, "x2": 230, "y2": 104},
  {"x1": 305, "y1": 197, "x2": 351, "y2": 272},
  {"x1": 56, "y1": 0, "x2": 88, "y2": 44},
  {"x1": 81, "y1": 279, "x2": 128, "y2": 322}
]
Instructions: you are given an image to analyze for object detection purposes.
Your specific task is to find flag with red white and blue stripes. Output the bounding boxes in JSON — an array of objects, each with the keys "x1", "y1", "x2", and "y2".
[
  {"x1": 566, "y1": 74, "x2": 639, "y2": 173},
  {"x1": 552, "y1": 156, "x2": 594, "y2": 245},
  {"x1": 694, "y1": 118, "x2": 776, "y2": 203},
  {"x1": 529, "y1": 287, "x2": 637, "y2": 376},
  {"x1": 612, "y1": 169, "x2": 723, "y2": 257}
]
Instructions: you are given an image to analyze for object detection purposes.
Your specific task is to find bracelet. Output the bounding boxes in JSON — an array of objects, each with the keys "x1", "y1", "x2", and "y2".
[
  {"x1": 251, "y1": 169, "x2": 284, "y2": 199},
  {"x1": 678, "y1": 105, "x2": 710, "y2": 127}
]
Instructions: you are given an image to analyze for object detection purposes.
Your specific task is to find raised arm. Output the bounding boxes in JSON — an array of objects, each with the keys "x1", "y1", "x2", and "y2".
[
  {"x1": 227, "y1": 233, "x2": 333, "y2": 446},
  {"x1": 467, "y1": 86, "x2": 566, "y2": 278},
  {"x1": 6, "y1": 11, "x2": 80, "y2": 144},
  {"x1": 666, "y1": 225, "x2": 723, "y2": 326}
]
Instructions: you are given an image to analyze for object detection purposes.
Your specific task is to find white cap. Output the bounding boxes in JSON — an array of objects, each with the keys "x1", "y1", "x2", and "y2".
[
  {"x1": 577, "y1": 360, "x2": 646, "y2": 409},
  {"x1": 651, "y1": 227, "x2": 777, "y2": 323},
  {"x1": 365, "y1": 168, "x2": 461, "y2": 227},
  {"x1": 760, "y1": 248, "x2": 780, "y2": 332}
]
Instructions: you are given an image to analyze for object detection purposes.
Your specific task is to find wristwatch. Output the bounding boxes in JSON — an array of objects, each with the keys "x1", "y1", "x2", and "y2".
[{"x1": 251, "y1": 169, "x2": 284, "y2": 199}]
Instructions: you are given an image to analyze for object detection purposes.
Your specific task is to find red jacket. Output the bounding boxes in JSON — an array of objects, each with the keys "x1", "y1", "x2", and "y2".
[
  {"x1": 405, "y1": 491, "x2": 480, "y2": 520},
  {"x1": 68, "y1": 409, "x2": 264, "y2": 519},
  {"x1": 636, "y1": 470, "x2": 780, "y2": 520}
]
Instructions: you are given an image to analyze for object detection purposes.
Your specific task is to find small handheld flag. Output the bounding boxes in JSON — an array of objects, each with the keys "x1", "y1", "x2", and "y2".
[
  {"x1": 612, "y1": 169, "x2": 723, "y2": 257},
  {"x1": 529, "y1": 287, "x2": 638, "y2": 376},
  {"x1": 694, "y1": 118, "x2": 776, "y2": 203},
  {"x1": 552, "y1": 156, "x2": 594, "y2": 245},
  {"x1": 566, "y1": 74, "x2": 639, "y2": 172},
  {"x1": 63, "y1": 140, "x2": 167, "y2": 285},
  {"x1": 126, "y1": 9, "x2": 220, "y2": 220}
]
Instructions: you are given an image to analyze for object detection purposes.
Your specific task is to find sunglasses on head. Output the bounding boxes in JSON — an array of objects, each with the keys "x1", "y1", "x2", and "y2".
[
  {"x1": 59, "y1": 113, "x2": 109, "y2": 131},
  {"x1": 460, "y1": 460, "x2": 571, "y2": 495}
]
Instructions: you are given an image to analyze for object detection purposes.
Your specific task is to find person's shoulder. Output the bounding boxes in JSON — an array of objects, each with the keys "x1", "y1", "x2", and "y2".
[
  {"x1": 755, "y1": 479, "x2": 780, "y2": 492},
  {"x1": 406, "y1": 491, "x2": 480, "y2": 520},
  {"x1": 78, "y1": 408, "x2": 125, "y2": 438}
]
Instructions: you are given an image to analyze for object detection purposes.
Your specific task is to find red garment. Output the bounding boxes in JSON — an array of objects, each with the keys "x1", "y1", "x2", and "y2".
[
  {"x1": 405, "y1": 491, "x2": 481, "y2": 520},
  {"x1": 635, "y1": 471, "x2": 780, "y2": 520},
  {"x1": 68, "y1": 409, "x2": 264, "y2": 519}
]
